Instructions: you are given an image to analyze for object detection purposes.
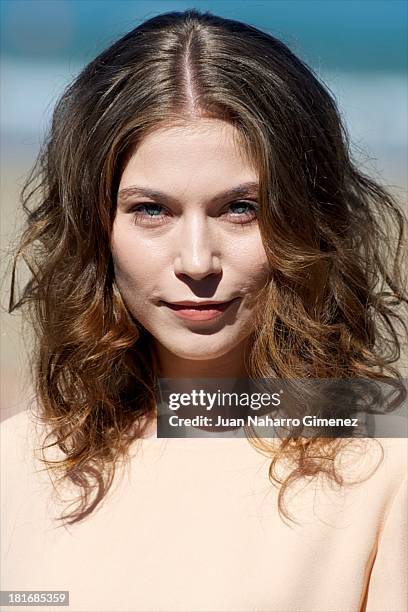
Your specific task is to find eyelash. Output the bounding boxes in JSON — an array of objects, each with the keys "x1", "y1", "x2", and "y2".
[{"x1": 130, "y1": 201, "x2": 258, "y2": 226}]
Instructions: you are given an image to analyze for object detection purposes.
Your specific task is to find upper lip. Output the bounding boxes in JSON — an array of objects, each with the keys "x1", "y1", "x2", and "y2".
[{"x1": 163, "y1": 299, "x2": 236, "y2": 307}]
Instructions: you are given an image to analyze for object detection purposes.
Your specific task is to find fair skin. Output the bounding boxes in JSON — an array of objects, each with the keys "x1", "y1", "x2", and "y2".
[{"x1": 111, "y1": 118, "x2": 270, "y2": 380}]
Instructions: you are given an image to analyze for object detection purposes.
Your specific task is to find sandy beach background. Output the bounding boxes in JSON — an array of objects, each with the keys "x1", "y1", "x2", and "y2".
[{"x1": 1, "y1": 1, "x2": 407, "y2": 421}]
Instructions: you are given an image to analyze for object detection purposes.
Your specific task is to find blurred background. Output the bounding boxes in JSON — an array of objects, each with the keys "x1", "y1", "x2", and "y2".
[{"x1": 1, "y1": 0, "x2": 407, "y2": 420}]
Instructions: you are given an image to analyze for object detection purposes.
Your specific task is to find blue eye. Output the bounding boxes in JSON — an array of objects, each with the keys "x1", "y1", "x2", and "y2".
[
  {"x1": 226, "y1": 201, "x2": 258, "y2": 223},
  {"x1": 131, "y1": 203, "x2": 168, "y2": 225},
  {"x1": 130, "y1": 200, "x2": 258, "y2": 226},
  {"x1": 229, "y1": 201, "x2": 256, "y2": 215},
  {"x1": 138, "y1": 203, "x2": 163, "y2": 217}
]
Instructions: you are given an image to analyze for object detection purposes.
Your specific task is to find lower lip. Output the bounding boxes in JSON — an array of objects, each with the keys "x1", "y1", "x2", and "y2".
[{"x1": 162, "y1": 299, "x2": 237, "y2": 321}]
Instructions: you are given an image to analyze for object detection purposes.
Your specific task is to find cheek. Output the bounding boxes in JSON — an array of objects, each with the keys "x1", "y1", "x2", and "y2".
[
  {"x1": 230, "y1": 234, "x2": 270, "y2": 287},
  {"x1": 111, "y1": 223, "x2": 162, "y2": 289},
  {"x1": 112, "y1": 253, "x2": 156, "y2": 328},
  {"x1": 111, "y1": 227, "x2": 154, "y2": 310},
  {"x1": 113, "y1": 259, "x2": 149, "y2": 296},
  {"x1": 111, "y1": 250, "x2": 148, "y2": 293}
]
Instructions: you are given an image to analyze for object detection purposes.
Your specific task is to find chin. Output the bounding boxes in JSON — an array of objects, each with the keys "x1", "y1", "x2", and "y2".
[
  {"x1": 158, "y1": 330, "x2": 249, "y2": 362},
  {"x1": 164, "y1": 343, "x2": 232, "y2": 361}
]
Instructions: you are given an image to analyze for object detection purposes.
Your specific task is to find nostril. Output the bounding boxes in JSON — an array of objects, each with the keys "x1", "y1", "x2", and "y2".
[
  {"x1": 173, "y1": 253, "x2": 222, "y2": 280},
  {"x1": 175, "y1": 269, "x2": 221, "y2": 282},
  {"x1": 173, "y1": 268, "x2": 223, "y2": 295}
]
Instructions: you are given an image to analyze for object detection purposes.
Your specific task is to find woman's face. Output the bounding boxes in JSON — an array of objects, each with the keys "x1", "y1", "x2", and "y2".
[{"x1": 111, "y1": 118, "x2": 270, "y2": 362}]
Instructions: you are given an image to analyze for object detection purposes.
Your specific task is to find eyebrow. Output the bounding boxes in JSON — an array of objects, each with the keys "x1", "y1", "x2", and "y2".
[{"x1": 117, "y1": 181, "x2": 259, "y2": 206}]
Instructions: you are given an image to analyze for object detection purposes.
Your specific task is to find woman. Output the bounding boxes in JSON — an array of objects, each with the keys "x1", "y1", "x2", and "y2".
[{"x1": 2, "y1": 9, "x2": 407, "y2": 612}]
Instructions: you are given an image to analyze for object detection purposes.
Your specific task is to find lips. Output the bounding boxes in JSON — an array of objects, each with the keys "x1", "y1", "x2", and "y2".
[{"x1": 161, "y1": 298, "x2": 238, "y2": 321}]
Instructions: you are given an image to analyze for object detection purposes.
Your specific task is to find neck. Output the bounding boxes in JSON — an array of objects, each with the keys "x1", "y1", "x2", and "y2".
[{"x1": 140, "y1": 338, "x2": 252, "y2": 438}]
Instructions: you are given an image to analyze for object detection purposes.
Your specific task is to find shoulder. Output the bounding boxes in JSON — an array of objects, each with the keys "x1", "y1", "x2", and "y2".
[
  {"x1": 1, "y1": 407, "x2": 66, "y2": 559},
  {"x1": 0, "y1": 406, "x2": 55, "y2": 516},
  {"x1": 379, "y1": 436, "x2": 408, "y2": 467},
  {"x1": 369, "y1": 437, "x2": 407, "y2": 510},
  {"x1": 370, "y1": 437, "x2": 407, "y2": 487},
  {"x1": 335, "y1": 436, "x2": 407, "y2": 488},
  {"x1": 364, "y1": 439, "x2": 408, "y2": 610},
  {"x1": 337, "y1": 437, "x2": 407, "y2": 533}
]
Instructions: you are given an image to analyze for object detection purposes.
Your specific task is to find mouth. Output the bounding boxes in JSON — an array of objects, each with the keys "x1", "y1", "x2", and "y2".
[{"x1": 160, "y1": 298, "x2": 239, "y2": 322}]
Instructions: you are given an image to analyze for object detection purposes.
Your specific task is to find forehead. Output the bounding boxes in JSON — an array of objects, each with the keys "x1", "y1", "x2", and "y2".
[{"x1": 118, "y1": 119, "x2": 258, "y2": 196}]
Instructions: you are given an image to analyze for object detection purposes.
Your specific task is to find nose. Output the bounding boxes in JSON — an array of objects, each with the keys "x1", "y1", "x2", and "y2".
[{"x1": 173, "y1": 213, "x2": 222, "y2": 280}]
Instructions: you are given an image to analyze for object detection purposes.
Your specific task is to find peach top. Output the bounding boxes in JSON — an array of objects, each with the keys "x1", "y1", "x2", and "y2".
[{"x1": 1, "y1": 409, "x2": 407, "y2": 612}]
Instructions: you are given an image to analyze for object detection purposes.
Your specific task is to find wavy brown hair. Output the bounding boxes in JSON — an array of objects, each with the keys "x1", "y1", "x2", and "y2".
[{"x1": 8, "y1": 9, "x2": 408, "y2": 526}]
